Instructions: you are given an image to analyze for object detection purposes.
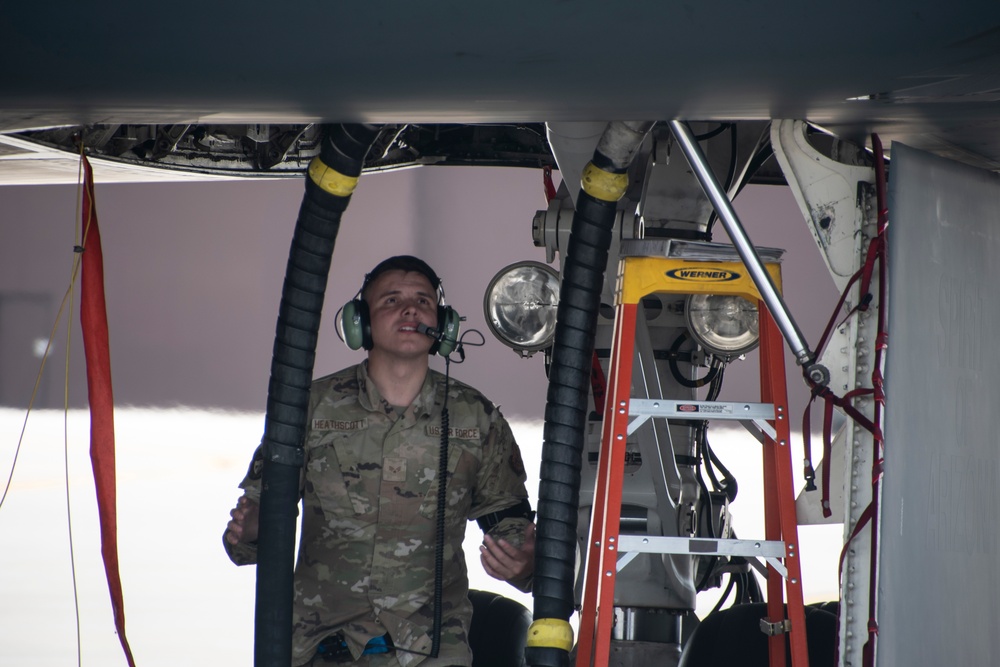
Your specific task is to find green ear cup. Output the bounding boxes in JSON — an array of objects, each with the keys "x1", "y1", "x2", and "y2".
[
  {"x1": 434, "y1": 306, "x2": 461, "y2": 357},
  {"x1": 341, "y1": 300, "x2": 370, "y2": 351}
]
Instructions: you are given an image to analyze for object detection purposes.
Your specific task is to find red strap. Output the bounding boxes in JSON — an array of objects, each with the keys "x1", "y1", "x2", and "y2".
[
  {"x1": 801, "y1": 391, "x2": 818, "y2": 491},
  {"x1": 813, "y1": 268, "x2": 862, "y2": 360},
  {"x1": 855, "y1": 233, "x2": 883, "y2": 313},
  {"x1": 542, "y1": 165, "x2": 557, "y2": 203},
  {"x1": 861, "y1": 132, "x2": 889, "y2": 667},
  {"x1": 828, "y1": 134, "x2": 888, "y2": 667},
  {"x1": 840, "y1": 388, "x2": 881, "y2": 440},
  {"x1": 832, "y1": 501, "x2": 877, "y2": 667},
  {"x1": 80, "y1": 154, "x2": 137, "y2": 667},
  {"x1": 590, "y1": 350, "x2": 607, "y2": 415},
  {"x1": 821, "y1": 396, "x2": 834, "y2": 517},
  {"x1": 813, "y1": 385, "x2": 882, "y2": 517},
  {"x1": 802, "y1": 258, "x2": 867, "y2": 496}
]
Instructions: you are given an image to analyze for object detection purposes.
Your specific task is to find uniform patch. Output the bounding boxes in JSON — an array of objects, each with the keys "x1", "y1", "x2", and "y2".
[
  {"x1": 247, "y1": 447, "x2": 264, "y2": 480},
  {"x1": 383, "y1": 457, "x2": 407, "y2": 482},
  {"x1": 509, "y1": 449, "x2": 526, "y2": 476},
  {"x1": 312, "y1": 417, "x2": 368, "y2": 432},
  {"x1": 425, "y1": 425, "x2": 480, "y2": 440}
]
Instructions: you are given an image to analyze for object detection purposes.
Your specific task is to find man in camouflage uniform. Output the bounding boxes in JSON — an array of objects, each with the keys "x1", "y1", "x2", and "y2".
[{"x1": 225, "y1": 256, "x2": 535, "y2": 667}]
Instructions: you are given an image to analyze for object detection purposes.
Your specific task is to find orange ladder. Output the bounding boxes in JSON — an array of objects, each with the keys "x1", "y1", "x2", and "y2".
[{"x1": 576, "y1": 250, "x2": 809, "y2": 667}]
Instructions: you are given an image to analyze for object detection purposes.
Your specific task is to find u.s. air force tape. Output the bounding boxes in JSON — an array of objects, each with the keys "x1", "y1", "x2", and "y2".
[
  {"x1": 526, "y1": 618, "x2": 574, "y2": 652},
  {"x1": 308, "y1": 158, "x2": 360, "y2": 197}
]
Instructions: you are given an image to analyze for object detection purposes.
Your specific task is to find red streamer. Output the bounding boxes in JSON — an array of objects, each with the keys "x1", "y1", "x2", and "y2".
[{"x1": 79, "y1": 154, "x2": 137, "y2": 667}]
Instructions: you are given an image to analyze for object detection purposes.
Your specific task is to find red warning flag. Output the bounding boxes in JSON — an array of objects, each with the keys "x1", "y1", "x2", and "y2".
[{"x1": 79, "y1": 154, "x2": 137, "y2": 667}]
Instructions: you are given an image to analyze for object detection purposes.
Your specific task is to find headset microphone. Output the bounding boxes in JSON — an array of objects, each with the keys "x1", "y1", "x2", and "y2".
[
  {"x1": 416, "y1": 323, "x2": 441, "y2": 339},
  {"x1": 417, "y1": 321, "x2": 464, "y2": 360},
  {"x1": 341, "y1": 256, "x2": 462, "y2": 357}
]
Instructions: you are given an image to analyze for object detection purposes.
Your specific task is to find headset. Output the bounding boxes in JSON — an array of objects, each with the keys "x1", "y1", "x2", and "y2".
[{"x1": 340, "y1": 256, "x2": 461, "y2": 357}]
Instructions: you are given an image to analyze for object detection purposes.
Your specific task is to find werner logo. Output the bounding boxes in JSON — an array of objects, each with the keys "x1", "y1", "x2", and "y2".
[
  {"x1": 666, "y1": 268, "x2": 740, "y2": 282},
  {"x1": 677, "y1": 403, "x2": 733, "y2": 415}
]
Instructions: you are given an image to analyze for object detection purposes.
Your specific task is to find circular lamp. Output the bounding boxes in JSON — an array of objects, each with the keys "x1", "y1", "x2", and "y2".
[
  {"x1": 483, "y1": 261, "x2": 560, "y2": 356},
  {"x1": 685, "y1": 293, "x2": 760, "y2": 357}
]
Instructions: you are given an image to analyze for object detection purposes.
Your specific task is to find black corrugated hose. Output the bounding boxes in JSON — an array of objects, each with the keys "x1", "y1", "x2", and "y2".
[
  {"x1": 526, "y1": 121, "x2": 654, "y2": 667},
  {"x1": 255, "y1": 123, "x2": 381, "y2": 667}
]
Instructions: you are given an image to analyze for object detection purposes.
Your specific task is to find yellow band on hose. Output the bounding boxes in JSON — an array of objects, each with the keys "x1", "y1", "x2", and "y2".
[
  {"x1": 308, "y1": 158, "x2": 360, "y2": 197},
  {"x1": 526, "y1": 618, "x2": 574, "y2": 652},
  {"x1": 581, "y1": 162, "x2": 629, "y2": 202}
]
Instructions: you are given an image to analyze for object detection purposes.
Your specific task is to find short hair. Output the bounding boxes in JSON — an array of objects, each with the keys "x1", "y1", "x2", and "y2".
[{"x1": 360, "y1": 255, "x2": 442, "y2": 302}]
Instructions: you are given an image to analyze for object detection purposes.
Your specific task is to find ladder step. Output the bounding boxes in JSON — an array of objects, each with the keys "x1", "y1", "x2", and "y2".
[
  {"x1": 615, "y1": 535, "x2": 790, "y2": 579},
  {"x1": 627, "y1": 399, "x2": 778, "y2": 439},
  {"x1": 616, "y1": 535, "x2": 785, "y2": 558},
  {"x1": 629, "y1": 399, "x2": 775, "y2": 420}
]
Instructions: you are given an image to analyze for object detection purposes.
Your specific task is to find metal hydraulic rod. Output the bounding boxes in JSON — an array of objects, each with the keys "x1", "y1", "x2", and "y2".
[{"x1": 668, "y1": 120, "x2": 829, "y2": 385}]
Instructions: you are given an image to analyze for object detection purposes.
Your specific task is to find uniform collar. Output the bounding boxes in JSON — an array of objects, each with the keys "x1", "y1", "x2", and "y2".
[{"x1": 356, "y1": 361, "x2": 441, "y2": 421}]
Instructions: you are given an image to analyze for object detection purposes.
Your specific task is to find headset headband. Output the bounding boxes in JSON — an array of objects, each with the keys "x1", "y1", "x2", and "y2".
[
  {"x1": 361, "y1": 255, "x2": 443, "y2": 303},
  {"x1": 341, "y1": 255, "x2": 459, "y2": 356}
]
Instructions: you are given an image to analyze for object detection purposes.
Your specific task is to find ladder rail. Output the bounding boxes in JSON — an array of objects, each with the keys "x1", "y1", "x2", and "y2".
[
  {"x1": 576, "y1": 302, "x2": 637, "y2": 667},
  {"x1": 759, "y1": 307, "x2": 810, "y2": 667}
]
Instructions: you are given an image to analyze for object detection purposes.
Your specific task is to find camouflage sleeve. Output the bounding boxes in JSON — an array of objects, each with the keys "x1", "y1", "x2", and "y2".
[
  {"x1": 223, "y1": 534, "x2": 259, "y2": 566},
  {"x1": 225, "y1": 378, "x2": 322, "y2": 566},
  {"x1": 469, "y1": 411, "x2": 530, "y2": 521},
  {"x1": 222, "y1": 443, "x2": 266, "y2": 566},
  {"x1": 468, "y1": 410, "x2": 535, "y2": 592}
]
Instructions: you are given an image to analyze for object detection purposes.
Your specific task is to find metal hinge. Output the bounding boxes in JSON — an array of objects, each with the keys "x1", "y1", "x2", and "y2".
[{"x1": 759, "y1": 618, "x2": 792, "y2": 636}]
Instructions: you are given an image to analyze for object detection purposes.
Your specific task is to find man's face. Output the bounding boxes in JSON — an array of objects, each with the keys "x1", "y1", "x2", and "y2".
[{"x1": 365, "y1": 269, "x2": 439, "y2": 359}]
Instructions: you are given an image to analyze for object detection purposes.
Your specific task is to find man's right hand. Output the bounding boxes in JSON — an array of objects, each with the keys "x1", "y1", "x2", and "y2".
[{"x1": 225, "y1": 495, "x2": 260, "y2": 545}]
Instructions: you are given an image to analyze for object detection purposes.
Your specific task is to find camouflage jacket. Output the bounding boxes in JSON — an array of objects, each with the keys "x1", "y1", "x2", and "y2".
[{"x1": 225, "y1": 362, "x2": 531, "y2": 667}]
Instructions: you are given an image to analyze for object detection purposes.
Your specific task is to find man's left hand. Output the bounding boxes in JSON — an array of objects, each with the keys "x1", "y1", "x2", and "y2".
[{"x1": 480, "y1": 523, "x2": 535, "y2": 583}]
